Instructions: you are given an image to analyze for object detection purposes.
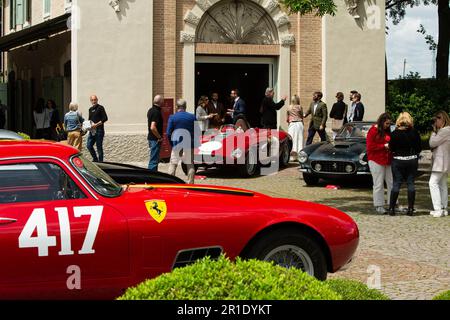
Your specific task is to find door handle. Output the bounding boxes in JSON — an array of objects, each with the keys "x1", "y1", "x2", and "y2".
[{"x1": 0, "y1": 218, "x2": 17, "y2": 225}]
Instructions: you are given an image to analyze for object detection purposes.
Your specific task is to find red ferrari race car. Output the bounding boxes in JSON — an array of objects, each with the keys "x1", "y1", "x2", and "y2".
[
  {"x1": 0, "y1": 141, "x2": 359, "y2": 300},
  {"x1": 182, "y1": 124, "x2": 293, "y2": 177}
]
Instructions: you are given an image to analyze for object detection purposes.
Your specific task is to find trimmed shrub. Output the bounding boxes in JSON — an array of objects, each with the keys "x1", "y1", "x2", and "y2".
[
  {"x1": 433, "y1": 290, "x2": 450, "y2": 300},
  {"x1": 118, "y1": 255, "x2": 340, "y2": 300},
  {"x1": 325, "y1": 279, "x2": 390, "y2": 300},
  {"x1": 17, "y1": 132, "x2": 30, "y2": 140}
]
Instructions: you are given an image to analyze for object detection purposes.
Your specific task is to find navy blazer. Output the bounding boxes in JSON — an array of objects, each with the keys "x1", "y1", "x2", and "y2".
[
  {"x1": 233, "y1": 98, "x2": 246, "y2": 120},
  {"x1": 353, "y1": 102, "x2": 365, "y2": 121}
]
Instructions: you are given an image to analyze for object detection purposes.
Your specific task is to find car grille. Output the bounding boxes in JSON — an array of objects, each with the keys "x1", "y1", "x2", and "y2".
[
  {"x1": 172, "y1": 247, "x2": 222, "y2": 269},
  {"x1": 311, "y1": 161, "x2": 356, "y2": 174}
]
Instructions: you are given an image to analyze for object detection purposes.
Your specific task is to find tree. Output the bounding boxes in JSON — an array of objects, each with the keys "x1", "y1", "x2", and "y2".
[{"x1": 281, "y1": 0, "x2": 449, "y2": 80}]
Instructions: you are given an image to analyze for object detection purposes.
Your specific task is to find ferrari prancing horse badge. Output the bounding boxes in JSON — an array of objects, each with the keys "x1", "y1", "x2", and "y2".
[{"x1": 145, "y1": 200, "x2": 167, "y2": 223}]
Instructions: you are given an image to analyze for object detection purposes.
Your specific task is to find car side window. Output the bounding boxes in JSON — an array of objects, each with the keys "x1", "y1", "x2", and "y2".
[{"x1": 0, "y1": 162, "x2": 86, "y2": 204}]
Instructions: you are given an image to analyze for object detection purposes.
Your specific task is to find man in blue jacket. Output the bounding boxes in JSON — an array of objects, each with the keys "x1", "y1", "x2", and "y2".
[
  {"x1": 229, "y1": 89, "x2": 247, "y2": 124},
  {"x1": 166, "y1": 99, "x2": 198, "y2": 184}
]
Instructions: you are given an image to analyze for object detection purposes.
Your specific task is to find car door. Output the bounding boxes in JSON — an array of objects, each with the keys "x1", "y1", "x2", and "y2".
[{"x1": 0, "y1": 159, "x2": 130, "y2": 299}]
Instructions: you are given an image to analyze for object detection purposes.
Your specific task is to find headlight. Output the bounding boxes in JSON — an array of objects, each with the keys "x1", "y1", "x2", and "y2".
[
  {"x1": 298, "y1": 151, "x2": 308, "y2": 164},
  {"x1": 359, "y1": 153, "x2": 368, "y2": 165},
  {"x1": 231, "y1": 148, "x2": 243, "y2": 159},
  {"x1": 314, "y1": 163, "x2": 322, "y2": 172},
  {"x1": 345, "y1": 165, "x2": 354, "y2": 173}
]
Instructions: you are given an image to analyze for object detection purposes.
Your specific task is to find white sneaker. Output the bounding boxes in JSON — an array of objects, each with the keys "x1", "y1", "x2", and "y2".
[
  {"x1": 442, "y1": 209, "x2": 448, "y2": 216},
  {"x1": 376, "y1": 206, "x2": 386, "y2": 214},
  {"x1": 430, "y1": 210, "x2": 443, "y2": 217}
]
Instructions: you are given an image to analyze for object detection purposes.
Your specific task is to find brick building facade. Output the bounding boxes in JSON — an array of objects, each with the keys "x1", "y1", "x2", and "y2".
[{"x1": 0, "y1": 0, "x2": 385, "y2": 162}]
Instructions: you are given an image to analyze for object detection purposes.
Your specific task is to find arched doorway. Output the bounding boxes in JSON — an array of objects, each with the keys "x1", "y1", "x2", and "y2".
[{"x1": 181, "y1": 0, "x2": 295, "y2": 128}]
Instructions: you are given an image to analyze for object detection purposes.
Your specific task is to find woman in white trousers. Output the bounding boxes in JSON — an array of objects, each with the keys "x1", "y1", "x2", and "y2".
[
  {"x1": 287, "y1": 95, "x2": 304, "y2": 161},
  {"x1": 366, "y1": 113, "x2": 394, "y2": 214},
  {"x1": 429, "y1": 111, "x2": 450, "y2": 217}
]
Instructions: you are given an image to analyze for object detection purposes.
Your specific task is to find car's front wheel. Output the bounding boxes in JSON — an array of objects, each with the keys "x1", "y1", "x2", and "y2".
[
  {"x1": 303, "y1": 173, "x2": 319, "y2": 186},
  {"x1": 246, "y1": 229, "x2": 328, "y2": 280},
  {"x1": 238, "y1": 149, "x2": 259, "y2": 177}
]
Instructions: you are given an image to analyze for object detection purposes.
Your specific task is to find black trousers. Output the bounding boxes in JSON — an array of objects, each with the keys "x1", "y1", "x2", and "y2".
[
  {"x1": 306, "y1": 127, "x2": 327, "y2": 145},
  {"x1": 391, "y1": 158, "x2": 419, "y2": 193}
]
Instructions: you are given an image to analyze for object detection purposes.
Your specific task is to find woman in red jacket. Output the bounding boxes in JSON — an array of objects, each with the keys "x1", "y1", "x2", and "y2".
[{"x1": 367, "y1": 113, "x2": 393, "y2": 214}]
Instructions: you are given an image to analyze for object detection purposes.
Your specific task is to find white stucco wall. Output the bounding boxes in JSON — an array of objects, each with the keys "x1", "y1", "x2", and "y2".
[
  {"x1": 73, "y1": 0, "x2": 153, "y2": 134},
  {"x1": 323, "y1": 0, "x2": 386, "y2": 122}
]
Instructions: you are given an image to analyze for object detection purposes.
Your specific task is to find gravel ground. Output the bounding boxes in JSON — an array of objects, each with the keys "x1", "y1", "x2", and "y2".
[{"x1": 129, "y1": 158, "x2": 449, "y2": 300}]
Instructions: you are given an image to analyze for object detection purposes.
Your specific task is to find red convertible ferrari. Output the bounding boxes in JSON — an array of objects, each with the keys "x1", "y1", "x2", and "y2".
[
  {"x1": 0, "y1": 141, "x2": 359, "y2": 300},
  {"x1": 183, "y1": 125, "x2": 293, "y2": 177}
]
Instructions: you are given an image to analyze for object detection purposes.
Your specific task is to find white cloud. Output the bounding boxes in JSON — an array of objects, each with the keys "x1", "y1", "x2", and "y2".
[{"x1": 386, "y1": 4, "x2": 439, "y2": 79}]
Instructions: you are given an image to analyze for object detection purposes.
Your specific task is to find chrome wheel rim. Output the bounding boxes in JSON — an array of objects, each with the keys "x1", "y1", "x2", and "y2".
[{"x1": 263, "y1": 245, "x2": 314, "y2": 276}]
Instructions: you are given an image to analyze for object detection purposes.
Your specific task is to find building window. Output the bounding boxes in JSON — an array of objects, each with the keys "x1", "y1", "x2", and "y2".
[
  {"x1": 43, "y1": 0, "x2": 51, "y2": 19},
  {"x1": 10, "y1": 0, "x2": 31, "y2": 30}
]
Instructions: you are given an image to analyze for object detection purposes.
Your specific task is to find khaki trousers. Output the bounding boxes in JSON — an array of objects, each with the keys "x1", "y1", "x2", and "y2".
[{"x1": 67, "y1": 131, "x2": 83, "y2": 151}]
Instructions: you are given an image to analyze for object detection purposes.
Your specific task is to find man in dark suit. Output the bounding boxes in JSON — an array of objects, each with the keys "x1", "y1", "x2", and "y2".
[
  {"x1": 304, "y1": 91, "x2": 328, "y2": 145},
  {"x1": 206, "y1": 92, "x2": 226, "y2": 129},
  {"x1": 260, "y1": 87, "x2": 287, "y2": 129},
  {"x1": 352, "y1": 93, "x2": 365, "y2": 121},
  {"x1": 229, "y1": 89, "x2": 246, "y2": 124}
]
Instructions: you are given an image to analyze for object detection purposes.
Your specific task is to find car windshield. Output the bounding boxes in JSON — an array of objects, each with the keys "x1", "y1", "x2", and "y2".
[
  {"x1": 70, "y1": 155, "x2": 123, "y2": 197},
  {"x1": 336, "y1": 124, "x2": 372, "y2": 140}
]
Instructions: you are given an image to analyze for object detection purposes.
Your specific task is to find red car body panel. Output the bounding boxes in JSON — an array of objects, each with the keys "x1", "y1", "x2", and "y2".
[
  {"x1": 194, "y1": 127, "x2": 291, "y2": 165},
  {"x1": 0, "y1": 141, "x2": 359, "y2": 300}
]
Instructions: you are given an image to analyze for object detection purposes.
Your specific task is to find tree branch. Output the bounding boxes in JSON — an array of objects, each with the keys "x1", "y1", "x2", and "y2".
[{"x1": 386, "y1": 0, "x2": 416, "y2": 10}]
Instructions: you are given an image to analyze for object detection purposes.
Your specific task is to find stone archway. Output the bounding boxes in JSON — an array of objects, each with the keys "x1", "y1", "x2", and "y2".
[{"x1": 181, "y1": 0, "x2": 295, "y2": 113}]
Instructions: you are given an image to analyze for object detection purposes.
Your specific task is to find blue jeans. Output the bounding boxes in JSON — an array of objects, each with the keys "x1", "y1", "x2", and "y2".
[
  {"x1": 87, "y1": 128, "x2": 105, "y2": 162},
  {"x1": 148, "y1": 139, "x2": 161, "y2": 172}
]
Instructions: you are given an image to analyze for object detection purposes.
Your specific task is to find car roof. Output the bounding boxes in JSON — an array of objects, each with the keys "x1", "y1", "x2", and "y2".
[{"x1": 0, "y1": 140, "x2": 79, "y2": 160}]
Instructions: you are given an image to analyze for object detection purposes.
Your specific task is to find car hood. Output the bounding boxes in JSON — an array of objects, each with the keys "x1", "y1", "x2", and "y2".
[{"x1": 309, "y1": 140, "x2": 366, "y2": 160}]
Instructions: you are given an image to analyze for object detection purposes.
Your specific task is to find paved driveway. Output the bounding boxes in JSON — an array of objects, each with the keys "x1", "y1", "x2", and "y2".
[{"x1": 131, "y1": 161, "x2": 450, "y2": 300}]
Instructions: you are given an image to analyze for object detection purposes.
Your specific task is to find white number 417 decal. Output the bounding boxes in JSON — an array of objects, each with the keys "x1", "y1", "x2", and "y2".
[{"x1": 18, "y1": 206, "x2": 103, "y2": 257}]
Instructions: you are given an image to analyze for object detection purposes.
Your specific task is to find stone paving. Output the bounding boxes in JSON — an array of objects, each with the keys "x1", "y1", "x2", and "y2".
[{"x1": 130, "y1": 159, "x2": 449, "y2": 300}]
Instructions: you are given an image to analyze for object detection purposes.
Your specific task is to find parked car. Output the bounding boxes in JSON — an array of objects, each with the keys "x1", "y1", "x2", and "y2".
[
  {"x1": 183, "y1": 124, "x2": 292, "y2": 177},
  {"x1": 0, "y1": 140, "x2": 359, "y2": 299},
  {"x1": 0, "y1": 129, "x2": 24, "y2": 141},
  {"x1": 298, "y1": 122, "x2": 374, "y2": 185},
  {"x1": 0, "y1": 129, "x2": 184, "y2": 184}
]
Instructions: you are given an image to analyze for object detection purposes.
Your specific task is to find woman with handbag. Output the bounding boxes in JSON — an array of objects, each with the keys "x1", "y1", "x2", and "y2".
[
  {"x1": 33, "y1": 98, "x2": 51, "y2": 139},
  {"x1": 329, "y1": 92, "x2": 347, "y2": 139},
  {"x1": 388, "y1": 112, "x2": 422, "y2": 216},
  {"x1": 64, "y1": 103, "x2": 85, "y2": 151},
  {"x1": 429, "y1": 111, "x2": 450, "y2": 217}
]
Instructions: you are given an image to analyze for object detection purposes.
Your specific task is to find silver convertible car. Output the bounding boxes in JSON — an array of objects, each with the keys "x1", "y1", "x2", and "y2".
[{"x1": 298, "y1": 122, "x2": 375, "y2": 185}]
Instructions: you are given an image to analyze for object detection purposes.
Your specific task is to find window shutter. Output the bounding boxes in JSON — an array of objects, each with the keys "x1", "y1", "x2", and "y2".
[
  {"x1": 44, "y1": 0, "x2": 51, "y2": 16},
  {"x1": 16, "y1": 0, "x2": 24, "y2": 25},
  {"x1": 10, "y1": 0, "x2": 17, "y2": 29}
]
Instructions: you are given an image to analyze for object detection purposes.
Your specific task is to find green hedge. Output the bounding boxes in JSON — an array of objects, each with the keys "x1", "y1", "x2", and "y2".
[
  {"x1": 325, "y1": 279, "x2": 389, "y2": 300},
  {"x1": 387, "y1": 79, "x2": 450, "y2": 133},
  {"x1": 433, "y1": 290, "x2": 450, "y2": 300},
  {"x1": 118, "y1": 256, "x2": 388, "y2": 300}
]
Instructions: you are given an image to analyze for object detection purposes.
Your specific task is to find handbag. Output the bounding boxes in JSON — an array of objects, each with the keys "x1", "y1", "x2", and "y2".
[
  {"x1": 55, "y1": 124, "x2": 68, "y2": 142},
  {"x1": 331, "y1": 119, "x2": 344, "y2": 131}
]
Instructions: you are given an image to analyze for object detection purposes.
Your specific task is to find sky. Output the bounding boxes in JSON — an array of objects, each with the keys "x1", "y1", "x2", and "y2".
[{"x1": 386, "y1": 3, "x2": 439, "y2": 79}]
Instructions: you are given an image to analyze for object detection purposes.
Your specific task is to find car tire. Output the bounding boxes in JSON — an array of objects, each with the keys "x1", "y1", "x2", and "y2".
[
  {"x1": 246, "y1": 229, "x2": 328, "y2": 280},
  {"x1": 279, "y1": 142, "x2": 290, "y2": 168},
  {"x1": 238, "y1": 149, "x2": 259, "y2": 177},
  {"x1": 303, "y1": 173, "x2": 319, "y2": 186}
]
